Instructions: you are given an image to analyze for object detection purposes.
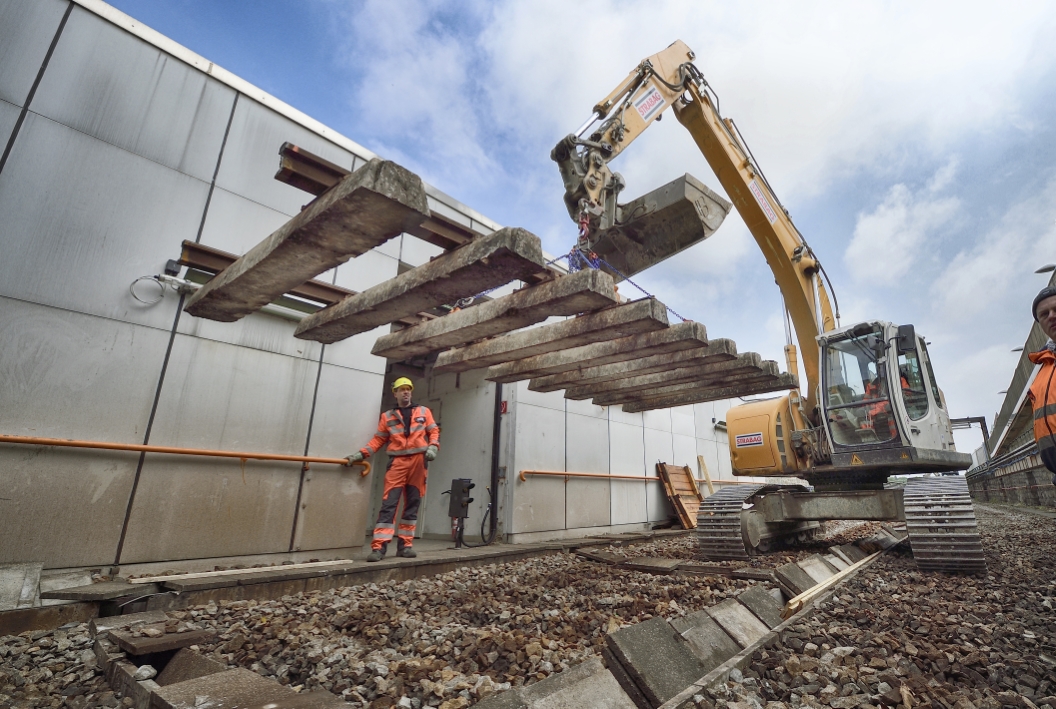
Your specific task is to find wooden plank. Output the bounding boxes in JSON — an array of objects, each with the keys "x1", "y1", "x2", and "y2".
[
  {"x1": 697, "y1": 454, "x2": 715, "y2": 496},
  {"x1": 128, "y1": 559, "x2": 354, "y2": 584}
]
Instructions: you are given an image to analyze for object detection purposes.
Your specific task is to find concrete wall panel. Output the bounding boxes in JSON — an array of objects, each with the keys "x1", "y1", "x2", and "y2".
[
  {"x1": 195, "y1": 187, "x2": 291, "y2": 257},
  {"x1": 119, "y1": 335, "x2": 317, "y2": 562},
  {"x1": 31, "y1": 6, "x2": 236, "y2": 182},
  {"x1": 609, "y1": 406, "x2": 643, "y2": 427},
  {"x1": 565, "y1": 398, "x2": 607, "y2": 419},
  {"x1": 511, "y1": 404, "x2": 565, "y2": 533},
  {"x1": 400, "y1": 234, "x2": 445, "y2": 268},
  {"x1": 0, "y1": 98, "x2": 23, "y2": 161},
  {"x1": 672, "y1": 433, "x2": 698, "y2": 470},
  {"x1": 417, "y1": 371, "x2": 495, "y2": 538},
  {"x1": 609, "y1": 420, "x2": 646, "y2": 525},
  {"x1": 565, "y1": 413, "x2": 609, "y2": 529},
  {"x1": 644, "y1": 427, "x2": 674, "y2": 522},
  {"x1": 215, "y1": 97, "x2": 364, "y2": 217},
  {"x1": 178, "y1": 309, "x2": 322, "y2": 363},
  {"x1": 0, "y1": 0, "x2": 67, "y2": 107},
  {"x1": 671, "y1": 406, "x2": 695, "y2": 437},
  {"x1": 643, "y1": 409, "x2": 672, "y2": 432},
  {"x1": 515, "y1": 380, "x2": 566, "y2": 412},
  {"x1": 0, "y1": 113, "x2": 207, "y2": 331},
  {"x1": 293, "y1": 363, "x2": 383, "y2": 551},
  {"x1": 320, "y1": 250, "x2": 400, "y2": 374},
  {"x1": 0, "y1": 298, "x2": 171, "y2": 568}
]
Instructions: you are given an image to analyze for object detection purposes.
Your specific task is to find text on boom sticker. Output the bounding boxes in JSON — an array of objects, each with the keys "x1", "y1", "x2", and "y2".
[
  {"x1": 634, "y1": 86, "x2": 666, "y2": 122},
  {"x1": 735, "y1": 432, "x2": 764, "y2": 448}
]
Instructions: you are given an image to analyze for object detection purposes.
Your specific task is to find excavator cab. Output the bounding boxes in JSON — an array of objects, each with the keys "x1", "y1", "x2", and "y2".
[{"x1": 818, "y1": 321, "x2": 965, "y2": 475}]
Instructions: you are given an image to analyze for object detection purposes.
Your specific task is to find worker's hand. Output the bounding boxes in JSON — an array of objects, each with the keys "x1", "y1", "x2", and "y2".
[
  {"x1": 345, "y1": 451, "x2": 364, "y2": 466},
  {"x1": 425, "y1": 445, "x2": 438, "y2": 462}
]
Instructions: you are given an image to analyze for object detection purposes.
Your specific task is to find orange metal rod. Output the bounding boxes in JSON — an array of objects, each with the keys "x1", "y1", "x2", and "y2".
[
  {"x1": 0, "y1": 434, "x2": 371, "y2": 476},
  {"x1": 519, "y1": 469, "x2": 663, "y2": 482}
]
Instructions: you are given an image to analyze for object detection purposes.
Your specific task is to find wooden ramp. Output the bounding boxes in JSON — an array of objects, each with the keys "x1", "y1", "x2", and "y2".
[{"x1": 656, "y1": 463, "x2": 704, "y2": 529}]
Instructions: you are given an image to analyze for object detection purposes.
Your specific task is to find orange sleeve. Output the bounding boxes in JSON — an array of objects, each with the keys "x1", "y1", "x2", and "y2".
[
  {"x1": 360, "y1": 413, "x2": 391, "y2": 456},
  {"x1": 424, "y1": 407, "x2": 440, "y2": 448}
]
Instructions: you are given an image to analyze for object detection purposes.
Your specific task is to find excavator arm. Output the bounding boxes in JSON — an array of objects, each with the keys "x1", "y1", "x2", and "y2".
[{"x1": 552, "y1": 40, "x2": 836, "y2": 417}]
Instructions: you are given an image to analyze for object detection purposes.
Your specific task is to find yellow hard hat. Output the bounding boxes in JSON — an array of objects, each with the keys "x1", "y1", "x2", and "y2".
[{"x1": 391, "y1": 376, "x2": 414, "y2": 392}]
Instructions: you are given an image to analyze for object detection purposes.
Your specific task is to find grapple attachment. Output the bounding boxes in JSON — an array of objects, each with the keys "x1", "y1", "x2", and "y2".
[{"x1": 586, "y1": 173, "x2": 731, "y2": 281}]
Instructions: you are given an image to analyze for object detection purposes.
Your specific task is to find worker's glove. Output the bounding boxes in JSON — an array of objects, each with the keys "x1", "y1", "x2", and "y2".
[
  {"x1": 425, "y1": 445, "x2": 438, "y2": 462},
  {"x1": 345, "y1": 451, "x2": 364, "y2": 466}
]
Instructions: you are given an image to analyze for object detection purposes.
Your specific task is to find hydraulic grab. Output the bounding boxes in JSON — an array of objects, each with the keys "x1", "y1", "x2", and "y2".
[{"x1": 553, "y1": 40, "x2": 985, "y2": 573}]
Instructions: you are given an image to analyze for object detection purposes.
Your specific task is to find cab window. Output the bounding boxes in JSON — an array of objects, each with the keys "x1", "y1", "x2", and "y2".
[
  {"x1": 897, "y1": 346, "x2": 929, "y2": 421},
  {"x1": 824, "y1": 334, "x2": 898, "y2": 446}
]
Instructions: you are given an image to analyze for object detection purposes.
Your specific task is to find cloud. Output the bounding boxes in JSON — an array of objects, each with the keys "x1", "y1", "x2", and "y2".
[{"x1": 844, "y1": 163, "x2": 961, "y2": 285}]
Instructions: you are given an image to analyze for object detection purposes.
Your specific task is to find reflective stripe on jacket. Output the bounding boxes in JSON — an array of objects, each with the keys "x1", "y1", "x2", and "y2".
[
  {"x1": 360, "y1": 405, "x2": 439, "y2": 458},
  {"x1": 1028, "y1": 348, "x2": 1056, "y2": 472}
]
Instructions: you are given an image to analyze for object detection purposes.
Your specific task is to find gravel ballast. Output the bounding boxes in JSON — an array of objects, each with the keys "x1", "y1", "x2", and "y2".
[{"x1": 1, "y1": 505, "x2": 1052, "y2": 709}]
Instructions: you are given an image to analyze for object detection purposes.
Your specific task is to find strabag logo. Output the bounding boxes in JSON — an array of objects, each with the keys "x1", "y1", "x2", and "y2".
[
  {"x1": 735, "y1": 432, "x2": 764, "y2": 448},
  {"x1": 634, "y1": 87, "x2": 666, "y2": 122}
]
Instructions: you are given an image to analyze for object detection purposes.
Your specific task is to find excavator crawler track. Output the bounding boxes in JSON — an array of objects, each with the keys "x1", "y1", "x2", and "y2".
[
  {"x1": 904, "y1": 476, "x2": 987, "y2": 574},
  {"x1": 695, "y1": 485, "x2": 765, "y2": 561}
]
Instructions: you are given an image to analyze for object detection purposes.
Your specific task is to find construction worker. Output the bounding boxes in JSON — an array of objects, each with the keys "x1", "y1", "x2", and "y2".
[
  {"x1": 346, "y1": 377, "x2": 439, "y2": 561},
  {"x1": 1028, "y1": 286, "x2": 1056, "y2": 485}
]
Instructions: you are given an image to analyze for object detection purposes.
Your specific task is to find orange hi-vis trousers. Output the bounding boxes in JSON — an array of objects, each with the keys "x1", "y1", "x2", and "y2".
[{"x1": 371, "y1": 453, "x2": 427, "y2": 551}]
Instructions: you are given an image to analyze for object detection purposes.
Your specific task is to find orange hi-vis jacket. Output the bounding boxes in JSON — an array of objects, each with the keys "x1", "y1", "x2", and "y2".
[
  {"x1": 1028, "y1": 347, "x2": 1056, "y2": 472},
  {"x1": 359, "y1": 405, "x2": 439, "y2": 458}
]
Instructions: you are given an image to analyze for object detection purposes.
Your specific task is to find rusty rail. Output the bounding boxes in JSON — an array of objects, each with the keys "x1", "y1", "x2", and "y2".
[
  {"x1": 0, "y1": 434, "x2": 371, "y2": 477},
  {"x1": 517, "y1": 469, "x2": 764, "y2": 486},
  {"x1": 519, "y1": 469, "x2": 663, "y2": 482}
]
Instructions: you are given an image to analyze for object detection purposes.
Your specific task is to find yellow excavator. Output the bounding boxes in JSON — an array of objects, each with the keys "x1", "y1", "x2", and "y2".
[{"x1": 552, "y1": 40, "x2": 985, "y2": 573}]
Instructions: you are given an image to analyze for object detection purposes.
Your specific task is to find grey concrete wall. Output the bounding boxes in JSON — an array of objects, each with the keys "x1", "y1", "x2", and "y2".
[
  {"x1": 969, "y1": 467, "x2": 1056, "y2": 508},
  {"x1": 0, "y1": 0, "x2": 445, "y2": 570},
  {"x1": 502, "y1": 378, "x2": 751, "y2": 542}
]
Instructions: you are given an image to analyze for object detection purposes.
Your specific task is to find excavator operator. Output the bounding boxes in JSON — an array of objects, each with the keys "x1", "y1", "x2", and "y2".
[{"x1": 346, "y1": 377, "x2": 440, "y2": 561}]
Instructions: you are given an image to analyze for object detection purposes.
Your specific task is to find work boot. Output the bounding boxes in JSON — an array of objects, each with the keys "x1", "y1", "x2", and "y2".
[
  {"x1": 397, "y1": 546, "x2": 417, "y2": 558},
  {"x1": 366, "y1": 549, "x2": 385, "y2": 562}
]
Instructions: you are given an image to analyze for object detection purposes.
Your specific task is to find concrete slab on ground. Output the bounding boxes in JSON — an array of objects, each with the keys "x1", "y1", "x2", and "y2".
[
  {"x1": 735, "y1": 585, "x2": 785, "y2": 630},
  {"x1": 44, "y1": 580, "x2": 158, "y2": 601},
  {"x1": 109, "y1": 628, "x2": 215, "y2": 655},
  {"x1": 838, "y1": 543, "x2": 867, "y2": 562},
  {"x1": 823, "y1": 554, "x2": 849, "y2": 571},
  {"x1": 798, "y1": 555, "x2": 837, "y2": 584},
  {"x1": 90, "y1": 610, "x2": 169, "y2": 637},
  {"x1": 526, "y1": 337, "x2": 736, "y2": 393},
  {"x1": 153, "y1": 667, "x2": 345, "y2": 708},
  {"x1": 435, "y1": 298, "x2": 669, "y2": 373},
  {"x1": 0, "y1": 563, "x2": 42, "y2": 611},
  {"x1": 522, "y1": 656, "x2": 636, "y2": 709},
  {"x1": 485, "y1": 322, "x2": 712, "y2": 383},
  {"x1": 670, "y1": 610, "x2": 742, "y2": 674},
  {"x1": 605, "y1": 616, "x2": 710, "y2": 707},
  {"x1": 774, "y1": 562, "x2": 816, "y2": 596},
  {"x1": 622, "y1": 558, "x2": 683, "y2": 574},
  {"x1": 828, "y1": 547, "x2": 854, "y2": 566},
  {"x1": 296, "y1": 227, "x2": 545, "y2": 343},
  {"x1": 155, "y1": 648, "x2": 226, "y2": 686},
  {"x1": 476, "y1": 656, "x2": 636, "y2": 709},
  {"x1": 705, "y1": 597, "x2": 770, "y2": 648},
  {"x1": 185, "y1": 159, "x2": 428, "y2": 322},
  {"x1": 371, "y1": 269, "x2": 618, "y2": 360},
  {"x1": 37, "y1": 571, "x2": 93, "y2": 607}
]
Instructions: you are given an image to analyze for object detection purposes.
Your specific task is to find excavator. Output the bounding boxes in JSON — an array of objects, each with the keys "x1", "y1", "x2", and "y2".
[{"x1": 552, "y1": 40, "x2": 986, "y2": 573}]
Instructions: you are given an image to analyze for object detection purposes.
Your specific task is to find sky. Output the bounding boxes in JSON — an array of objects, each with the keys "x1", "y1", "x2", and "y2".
[{"x1": 108, "y1": 0, "x2": 1056, "y2": 455}]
